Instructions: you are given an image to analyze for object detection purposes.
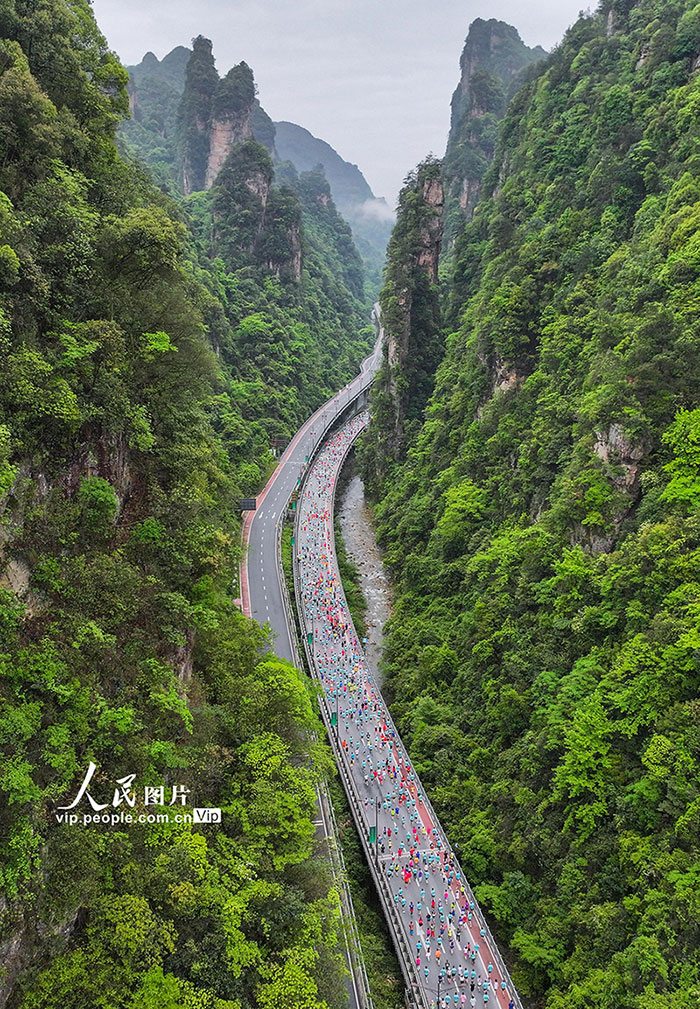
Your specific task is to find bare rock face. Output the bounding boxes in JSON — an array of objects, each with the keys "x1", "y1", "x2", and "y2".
[
  {"x1": 387, "y1": 164, "x2": 442, "y2": 377},
  {"x1": 172, "y1": 630, "x2": 194, "y2": 683},
  {"x1": 179, "y1": 46, "x2": 256, "y2": 194},
  {"x1": 245, "y1": 169, "x2": 270, "y2": 207},
  {"x1": 0, "y1": 554, "x2": 30, "y2": 595},
  {"x1": 459, "y1": 176, "x2": 481, "y2": 211},
  {"x1": 493, "y1": 357, "x2": 524, "y2": 396},
  {"x1": 381, "y1": 161, "x2": 444, "y2": 464},
  {"x1": 288, "y1": 222, "x2": 303, "y2": 282},
  {"x1": 265, "y1": 221, "x2": 302, "y2": 282},
  {"x1": 593, "y1": 422, "x2": 646, "y2": 494},
  {"x1": 0, "y1": 900, "x2": 80, "y2": 1008},
  {"x1": 572, "y1": 523, "x2": 616, "y2": 556},
  {"x1": 205, "y1": 111, "x2": 253, "y2": 190},
  {"x1": 417, "y1": 175, "x2": 444, "y2": 284},
  {"x1": 636, "y1": 43, "x2": 651, "y2": 69},
  {"x1": 67, "y1": 432, "x2": 132, "y2": 500},
  {"x1": 568, "y1": 424, "x2": 648, "y2": 555},
  {"x1": 474, "y1": 355, "x2": 524, "y2": 421},
  {"x1": 0, "y1": 911, "x2": 29, "y2": 1009}
]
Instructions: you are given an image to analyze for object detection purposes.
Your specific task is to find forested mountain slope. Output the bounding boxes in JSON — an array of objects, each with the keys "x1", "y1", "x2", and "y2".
[
  {"x1": 366, "y1": 158, "x2": 445, "y2": 474},
  {"x1": 364, "y1": 2, "x2": 700, "y2": 1006},
  {"x1": 366, "y1": 20, "x2": 545, "y2": 477},
  {"x1": 273, "y1": 121, "x2": 393, "y2": 292},
  {"x1": 146, "y1": 36, "x2": 371, "y2": 440},
  {"x1": 0, "y1": 1, "x2": 358, "y2": 1006}
]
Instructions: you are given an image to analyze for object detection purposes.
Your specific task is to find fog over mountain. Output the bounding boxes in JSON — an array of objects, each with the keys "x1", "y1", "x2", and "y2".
[{"x1": 92, "y1": 0, "x2": 587, "y2": 202}]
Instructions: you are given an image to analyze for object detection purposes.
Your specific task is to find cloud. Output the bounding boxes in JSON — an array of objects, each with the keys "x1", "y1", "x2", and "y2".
[{"x1": 356, "y1": 198, "x2": 396, "y2": 223}]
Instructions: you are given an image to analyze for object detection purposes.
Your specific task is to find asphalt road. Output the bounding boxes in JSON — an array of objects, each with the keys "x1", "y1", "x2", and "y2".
[
  {"x1": 243, "y1": 333, "x2": 382, "y2": 652},
  {"x1": 295, "y1": 415, "x2": 522, "y2": 1009}
]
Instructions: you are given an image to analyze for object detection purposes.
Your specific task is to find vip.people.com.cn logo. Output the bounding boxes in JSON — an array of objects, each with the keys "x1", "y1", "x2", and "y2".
[{"x1": 54, "y1": 761, "x2": 221, "y2": 827}]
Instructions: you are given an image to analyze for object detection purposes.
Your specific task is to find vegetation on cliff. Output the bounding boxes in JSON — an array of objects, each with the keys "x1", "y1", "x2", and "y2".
[
  {"x1": 365, "y1": 2, "x2": 700, "y2": 1006},
  {"x1": 122, "y1": 46, "x2": 390, "y2": 296},
  {"x1": 364, "y1": 158, "x2": 444, "y2": 480},
  {"x1": 132, "y1": 40, "x2": 372, "y2": 441},
  {"x1": 442, "y1": 18, "x2": 545, "y2": 249},
  {"x1": 0, "y1": 1, "x2": 363, "y2": 1006},
  {"x1": 273, "y1": 120, "x2": 394, "y2": 294}
]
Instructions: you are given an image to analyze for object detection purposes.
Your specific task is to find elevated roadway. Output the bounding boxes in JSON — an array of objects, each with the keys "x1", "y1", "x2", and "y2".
[
  {"x1": 293, "y1": 415, "x2": 523, "y2": 1009},
  {"x1": 240, "y1": 321, "x2": 382, "y2": 1009}
]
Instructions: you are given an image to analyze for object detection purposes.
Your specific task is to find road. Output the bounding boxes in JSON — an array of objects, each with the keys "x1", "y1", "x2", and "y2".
[
  {"x1": 241, "y1": 328, "x2": 382, "y2": 644},
  {"x1": 240, "y1": 324, "x2": 382, "y2": 1009},
  {"x1": 294, "y1": 414, "x2": 523, "y2": 1009}
]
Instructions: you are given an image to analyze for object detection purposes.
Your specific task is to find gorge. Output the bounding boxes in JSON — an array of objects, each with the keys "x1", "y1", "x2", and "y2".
[{"x1": 1, "y1": 2, "x2": 700, "y2": 1009}]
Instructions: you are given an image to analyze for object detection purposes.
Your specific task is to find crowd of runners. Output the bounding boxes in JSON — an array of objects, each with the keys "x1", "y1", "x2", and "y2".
[{"x1": 295, "y1": 413, "x2": 519, "y2": 1009}]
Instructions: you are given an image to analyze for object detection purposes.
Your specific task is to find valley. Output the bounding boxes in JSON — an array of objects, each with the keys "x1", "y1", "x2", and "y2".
[{"x1": 1, "y1": 3, "x2": 700, "y2": 1009}]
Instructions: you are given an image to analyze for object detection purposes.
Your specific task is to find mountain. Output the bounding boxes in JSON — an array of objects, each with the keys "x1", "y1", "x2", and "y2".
[
  {"x1": 179, "y1": 38, "x2": 257, "y2": 194},
  {"x1": 127, "y1": 36, "x2": 370, "y2": 432},
  {"x1": 274, "y1": 121, "x2": 394, "y2": 288},
  {"x1": 365, "y1": 157, "x2": 444, "y2": 473},
  {"x1": 363, "y1": 4, "x2": 700, "y2": 1007},
  {"x1": 121, "y1": 46, "x2": 390, "y2": 292},
  {"x1": 121, "y1": 47, "x2": 190, "y2": 190},
  {"x1": 0, "y1": 5, "x2": 366, "y2": 1005},
  {"x1": 364, "y1": 19, "x2": 545, "y2": 476},
  {"x1": 131, "y1": 45, "x2": 191, "y2": 89},
  {"x1": 442, "y1": 18, "x2": 546, "y2": 249},
  {"x1": 274, "y1": 121, "x2": 374, "y2": 210}
]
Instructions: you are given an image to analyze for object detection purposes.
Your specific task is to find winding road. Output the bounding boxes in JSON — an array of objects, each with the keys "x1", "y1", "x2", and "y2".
[
  {"x1": 294, "y1": 417, "x2": 523, "y2": 1009},
  {"x1": 241, "y1": 319, "x2": 522, "y2": 1009},
  {"x1": 241, "y1": 328, "x2": 381, "y2": 647},
  {"x1": 240, "y1": 324, "x2": 382, "y2": 1009}
]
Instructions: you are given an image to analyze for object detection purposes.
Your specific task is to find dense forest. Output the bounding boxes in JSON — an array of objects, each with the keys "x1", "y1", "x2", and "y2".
[
  {"x1": 0, "y1": 0, "x2": 370, "y2": 1005},
  {"x1": 363, "y1": 1, "x2": 700, "y2": 1007}
]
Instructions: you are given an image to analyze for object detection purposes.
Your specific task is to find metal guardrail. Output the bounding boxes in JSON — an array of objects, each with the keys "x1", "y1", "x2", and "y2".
[
  {"x1": 292, "y1": 416, "x2": 525, "y2": 1009},
  {"x1": 368, "y1": 680, "x2": 523, "y2": 1007}
]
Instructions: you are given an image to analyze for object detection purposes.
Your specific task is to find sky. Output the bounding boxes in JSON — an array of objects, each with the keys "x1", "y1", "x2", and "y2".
[{"x1": 91, "y1": 0, "x2": 591, "y2": 205}]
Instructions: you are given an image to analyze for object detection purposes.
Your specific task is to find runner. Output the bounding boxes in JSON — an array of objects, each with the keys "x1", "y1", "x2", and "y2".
[{"x1": 296, "y1": 413, "x2": 518, "y2": 1009}]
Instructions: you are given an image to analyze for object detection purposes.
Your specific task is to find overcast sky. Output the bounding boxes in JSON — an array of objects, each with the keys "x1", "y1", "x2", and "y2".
[{"x1": 92, "y1": 0, "x2": 590, "y2": 204}]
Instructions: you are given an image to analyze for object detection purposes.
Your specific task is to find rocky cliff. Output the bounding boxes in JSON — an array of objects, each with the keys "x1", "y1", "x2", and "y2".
[
  {"x1": 177, "y1": 39, "x2": 257, "y2": 195},
  {"x1": 364, "y1": 158, "x2": 444, "y2": 483},
  {"x1": 177, "y1": 35, "x2": 219, "y2": 194},
  {"x1": 442, "y1": 18, "x2": 545, "y2": 248},
  {"x1": 203, "y1": 62, "x2": 255, "y2": 188},
  {"x1": 122, "y1": 45, "x2": 387, "y2": 291},
  {"x1": 211, "y1": 138, "x2": 304, "y2": 282}
]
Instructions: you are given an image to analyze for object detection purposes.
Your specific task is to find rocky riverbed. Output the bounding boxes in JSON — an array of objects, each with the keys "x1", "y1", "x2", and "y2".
[{"x1": 337, "y1": 460, "x2": 392, "y2": 685}]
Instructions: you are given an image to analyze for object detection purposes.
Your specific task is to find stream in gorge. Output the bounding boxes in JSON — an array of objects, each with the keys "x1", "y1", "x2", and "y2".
[{"x1": 337, "y1": 455, "x2": 392, "y2": 686}]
